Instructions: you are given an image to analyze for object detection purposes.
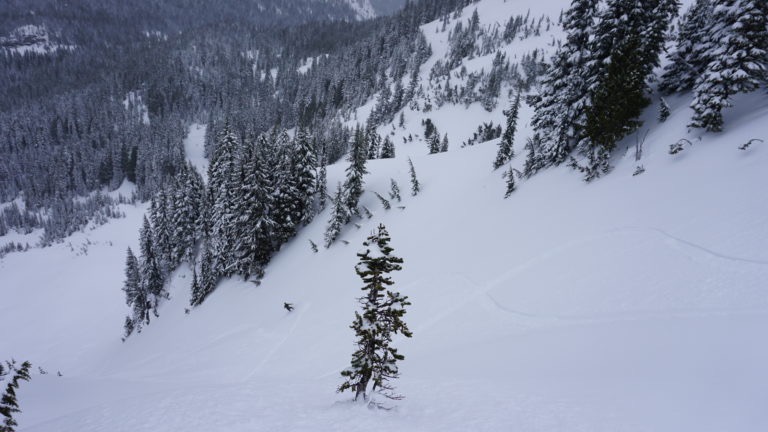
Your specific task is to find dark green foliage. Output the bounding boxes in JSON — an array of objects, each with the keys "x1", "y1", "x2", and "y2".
[
  {"x1": 0, "y1": 0, "x2": 462, "y2": 242},
  {"x1": 423, "y1": 118, "x2": 436, "y2": 140},
  {"x1": 529, "y1": 0, "x2": 600, "y2": 168},
  {"x1": 584, "y1": 32, "x2": 646, "y2": 154},
  {"x1": 529, "y1": 0, "x2": 678, "y2": 180},
  {"x1": 428, "y1": 133, "x2": 441, "y2": 154},
  {"x1": 375, "y1": 192, "x2": 391, "y2": 210},
  {"x1": 690, "y1": 0, "x2": 768, "y2": 132},
  {"x1": 408, "y1": 158, "x2": 420, "y2": 196},
  {"x1": 493, "y1": 92, "x2": 521, "y2": 170},
  {"x1": 122, "y1": 247, "x2": 146, "y2": 337},
  {"x1": 0, "y1": 360, "x2": 32, "y2": 432},
  {"x1": 660, "y1": 0, "x2": 715, "y2": 93},
  {"x1": 440, "y1": 134, "x2": 449, "y2": 153},
  {"x1": 138, "y1": 216, "x2": 165, "y2": 314},
  {"x1": 578, "y1": 0, "x2": 678, "y2": 179},
  {"x1": 380, "y1": 136, "x2": 396, "y2": 159},
  {"x1": 338, "y1": 224, "x2": 412, "y2": 404},
  {"x1": 659, "y1": 98, "x2": 671, "y2": 122},
  {"x1": 344, "y1": 126, "x2": 369, "y2": 217},
  {"x1": 317, "y1": 151, "x2": 329, "y2": 211},
  {"x1": 504, "y1": 166, "x2": 518, "y2": 198},
  {"x1": 389, "y1": 179, "x2": 402, "y2": 202},
  {"x1": 191, "y1": 243, "x2": 217, "y2": 307},
  {"x1": 325, "y1": 183, "x2": 349, "y2": 248}
]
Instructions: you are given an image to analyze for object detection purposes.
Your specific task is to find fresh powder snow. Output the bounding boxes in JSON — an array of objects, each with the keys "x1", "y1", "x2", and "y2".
[{"x1": 1, "y1": 0, "x2": 767, "y2": 431}]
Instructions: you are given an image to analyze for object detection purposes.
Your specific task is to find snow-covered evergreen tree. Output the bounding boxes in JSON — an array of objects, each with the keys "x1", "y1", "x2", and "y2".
[
  {"x1": 344, "y1": 126, "x2": 369, "y2": 217},
  {"x1": 149, "y1": 188, "x2": 173, "y2": 273},
  {"x1": 529, "y1": 0, "x2": 599, "y2": 168},
  {"x1": 659, "y1": 97, "x2": 671, "y2": 122},
  {"x1": 389, "y1": 179, "x2": 402, "y2": 202},
  {"x1": 440, "y1": 134, "x2": 449, "y2": 153},
  {"x1": 660, "y1": 0, "x2": 715, "y2": 93},
  {"x1": 325, "y1": 183, "x2": 349, "y2": 248},
  {"x1": 504, "y1": 166, "x2": 517, "y2": 198},
  {"x1": 122, "y1": 247, "x2": 145, "y2": 337},
  {"x1": 138, "y1": 216, "x2": 165, "y2": 315},
  {"x1": 408, "y1": 158, "x2": 420, "y2": 196},
  {"x1": 0, "y1": 360, "x2": 32, "y2": 432},
  {"x1": 366, "y1": 127, "x2": 381, "y2": 159},
  {"x1": 375, "y1": 192, "x2": 391, "y2": 210},
  {"x1": 291, "y1": 127, "x2": 318, "y2": 227},
  {"x1": 380, "y1": 136, "x2": 396, "y2": 159},
  {"x1": 191, "y1": 242, "x2": 217, "y2": 307},
  {"x1": 338, "y1": 224, "x2": 412, "y2": 404},
  {"x1": 690, "y1": 0, "x2": 768, "y2": 132},
  {"x1": 579, "y1": 0, "x2": 678, "y2": 178},
  {"x1": 207, "y1": 126, "x2": 240, "y2": 277},
  {"x1": 235, "y1": 140, "x2": 277, "y2": 279},
  {"x1": 169, "y1": 164, "x2": 205, "y2": 267},
  {"x1": 493, "y1": 92, "x2": 521, "y2": 170}
]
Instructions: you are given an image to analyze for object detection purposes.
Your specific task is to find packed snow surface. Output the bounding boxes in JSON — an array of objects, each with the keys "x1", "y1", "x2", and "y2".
[{"x1": 2, "y1": 0, "x2": 767, "y2": 430}]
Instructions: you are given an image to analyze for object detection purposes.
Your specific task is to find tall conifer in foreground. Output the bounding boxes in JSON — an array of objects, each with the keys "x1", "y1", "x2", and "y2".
[
  {"x1": 0, "y1": 360, "x2": 32, "y2": 432},
  {"x1": 338, "y1": 224, "x2": 412, "y2": 405}
]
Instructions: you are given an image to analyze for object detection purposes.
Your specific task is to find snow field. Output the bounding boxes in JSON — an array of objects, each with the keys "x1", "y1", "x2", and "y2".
[{"x1": 2, "y1": 0, "x2": 767, "y2": 430}]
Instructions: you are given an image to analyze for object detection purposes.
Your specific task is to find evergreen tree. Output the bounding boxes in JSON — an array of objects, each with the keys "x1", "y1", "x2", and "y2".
[
  {"x1": 690, "y1": 0, "x2": 768, "y2": 132},
  {"x1": 169, "y1": 164, "x2": 205, "y2": 267},
  {"x1": 504, "y1": 166, "x2": 517, "y2": 198},
  {"x1": 380, "y1": 136, "x2": 396, "y2": 159},
  {"x1": 493, "y1": 92, "x2": 521, "y2": 169},
  {"x1": 580, "y1": 0, "x2": 678, "y2": 178},
  {"x1": 660, "y1": 0, "x2": 715, "y2": 93},
  {"x1": 270, "y1": 130, "x2": 299, "y2": 248},
  {"x1": 338, "y1": 224, "x2": 412, "y2": 404},
  {"x1": 366, "y1": 127, "x2": 381, "y2": 159},
  {"x1": 389, "y1": 179, "x2": 402, "y2": 202},
  {"x1": 122, "y1": 247, "x2": 145, "y2": 337},
  {"x1": 325, "y1": 183, "x2": 349, "y2": 248},
  {"x1": 344, "y1": 126, "x2": 369, "y2": 217},
  {"x1": 0, "y1": 360, "x2": 32, "y2": 432},
  {"x1": 317, "y1": 149, "x2": 328, "y2": 211},
  {"x1": 139, "y1": 216, "x2": 164, "y2": 314},
  {"x1": 522, "y1": 135, "x2": 545, "y2": 178},
  {"x1": 191, "y1": 241, "x2": 217, "y2": 307},
  {"x1": 659, "y1": 97, "x2": 671, "y2": 122},
  {"x1": 207, "y1": 126, "x2": 240, "y2": 277},
  {"x1": 427, "y1": 132, "x2": 441, "y2": 154},
  {"x1": 291, "y1": 127, "x2": 318, "y2": 227},
  {"x1": 375, "y1": 192, "x2": 391, "y2": 210},
  {"x1": 235, "y1": 142, "x2": 277, "y2": 278},
  {"x1": 440, "y1": 134, "x2": 449, "y2": 153},
  {"x1": 529, "y1": 0, "x2": 599, "y2": 168},
  {"x1": 408, "y1": 158, "x2": 420, "y2": 196},
  {"x1": 149, "y1": 188, "x2": 173, "y2": 273}
]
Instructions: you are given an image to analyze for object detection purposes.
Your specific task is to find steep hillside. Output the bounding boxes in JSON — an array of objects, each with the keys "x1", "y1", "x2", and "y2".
[{"x1": 1, "y1": 0, "x2": 767, "y2": 431}]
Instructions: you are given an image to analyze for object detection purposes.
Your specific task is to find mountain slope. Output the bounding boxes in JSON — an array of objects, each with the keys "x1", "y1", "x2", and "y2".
[{"x1": 2, "y1": 0, "x2": 768, "y2": 431}]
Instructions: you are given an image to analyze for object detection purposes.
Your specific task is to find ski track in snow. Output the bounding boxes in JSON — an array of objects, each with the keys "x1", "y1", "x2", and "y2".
[
  {"x1": 246, "y1": 303, "x2": 311, "y2": 382},
  {"x1": 618, "y1": 226, "x2": 768, "y2": 266}
]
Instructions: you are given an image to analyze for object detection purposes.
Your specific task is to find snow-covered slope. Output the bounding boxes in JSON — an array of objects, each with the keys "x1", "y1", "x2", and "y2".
[
  {"x1": 2, "y1": 0, "x2": 768, "y2": 431},
  {"x1": 344, "y1": 0, "x2": 376, "y2": 20},
  {"x1": 0, "y1": 25, "x2": 74, "y2": 56}
]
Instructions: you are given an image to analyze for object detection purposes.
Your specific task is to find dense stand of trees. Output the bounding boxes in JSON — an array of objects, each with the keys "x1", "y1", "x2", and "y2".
[
  {"x1": 524, "y1": 0, "x2": 767, "y2": 181},
  {"x1": 0, "y1": 0, "x2": 474, "y2": 244}
]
